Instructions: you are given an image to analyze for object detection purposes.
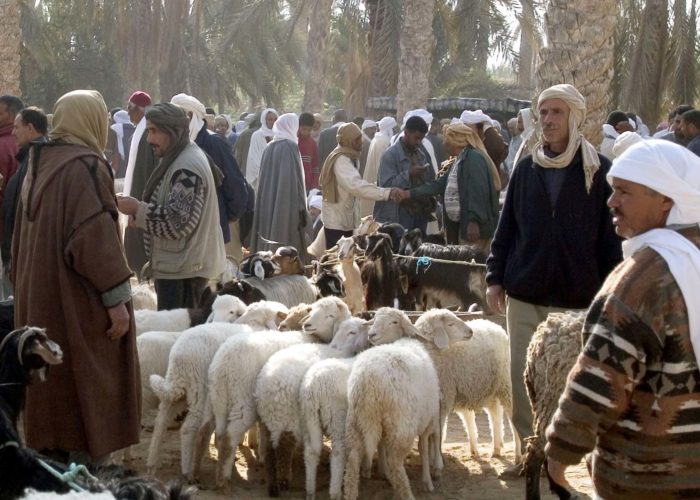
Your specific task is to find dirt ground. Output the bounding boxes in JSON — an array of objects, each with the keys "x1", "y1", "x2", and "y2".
[{"x1": 125, "y1": 411, "x2": 592, "y2": 499}]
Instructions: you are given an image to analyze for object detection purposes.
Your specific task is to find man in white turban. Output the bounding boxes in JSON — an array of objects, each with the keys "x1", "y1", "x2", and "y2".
[
  {"x1": 358, "y1": 119, "x2": 377, "y2": 176},
  {"x1": 360, "y1": 116, "x2": 397, "y2": 217},
  {"x1": 460, "y1": 109, "x2": 507, "y2": 187},
  {"x1": 486, "y1": 84, "x2": 622, "y2": 475},
  {"x1": 546, "y1": 140, "x2": 700, "y2": 498}
]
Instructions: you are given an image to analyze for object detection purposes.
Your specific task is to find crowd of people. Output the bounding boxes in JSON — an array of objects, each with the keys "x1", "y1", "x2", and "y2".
[{"x1": 1, "y1": 83, "x2": 700, "y2": 499}]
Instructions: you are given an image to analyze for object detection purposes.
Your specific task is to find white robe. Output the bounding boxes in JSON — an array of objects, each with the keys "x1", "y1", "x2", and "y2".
[{"x1": 359, "y1": 133, "x2": 391, "y2": 218}]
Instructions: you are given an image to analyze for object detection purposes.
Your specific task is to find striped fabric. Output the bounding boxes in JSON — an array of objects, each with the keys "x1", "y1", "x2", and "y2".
[{"x1": 546, "y1": 227, "x2": 700, "y2": 500}]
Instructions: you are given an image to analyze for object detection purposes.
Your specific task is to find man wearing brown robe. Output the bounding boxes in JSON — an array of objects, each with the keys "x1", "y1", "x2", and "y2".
[{"x1": 12, "y1": 90, "x2": 141, "y2": 463}]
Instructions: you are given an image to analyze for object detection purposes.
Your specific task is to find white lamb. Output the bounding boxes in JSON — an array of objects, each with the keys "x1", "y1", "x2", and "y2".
[
  {"x1": 343, "y1": 334, "x2": 443, "y2": 500},
  {"x1": 336, "y1": 236, "x2": 365, "y2": 314},
  {"x1": 233, "y1": 300, "x2": 289, "y2": 331},
  {"x1": 415, "y1": 314, "x2": 520, "y2": 461},
  {"x1": 207, "y1": 294, "x2": 247, "y2": 323},
  {"x1": 300, "y1": 317, "x2": 371, "y2": 500},
  {"x1": 146, "y1": 321, "x2": 253, "y2": 480},
  {"x1": 255, "y1": 317, "x2": 370, "y2": 496},
  {"x1": 134, "y1": 308, "x2": 191, "y2": 336},
  {"x1": 130, "y1": 280, "x2": 157, "y2": 311},
  {"x1": 207, "y1": 296, "x2": 351, "y2": 487}
]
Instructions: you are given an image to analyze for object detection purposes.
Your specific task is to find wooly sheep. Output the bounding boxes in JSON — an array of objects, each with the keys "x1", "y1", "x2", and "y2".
[
  {"x1": 336, "y1": 236, "x2": 365, "y2": 314},
  {"x1": 300, "y1": 318, "x2": 371, "y2": 500},
  {"x1": 524, "y1": 311, "x2": 584, "y2": 500},
  {"x1": 243, "y1": 275, "x2": 318, "y2": 307},
  {"x1": 130, "y1": 280, "x2": 157, "y2": 310},
  {"x1": 233, "y1": 300, "x2": 289, "y2": 331},
  {"x1": 278, "y1": 303, "x2": 312, "y2": 331},
  {"x1": 255, "y1": 317, "x2": 370, "y2": 496},
  {"x1": 207, "y1": 294, "x2": 247, "y2": 323},
  {"x1": 360, "y1": 233, "x2": 400, "y2": 310},
  {"x1": 343, "y1": 335, "x2": 443, "y2": 500},
  {"x1": 134, "y1": 308, "x2": 191, "y2": 336},
  {"x1": 146, "y1": 322, "x2": 253, "y2": 480},
  {"x1": 206, "y1": 296, "x2": 352, "y2": 487},
  {"x1": 415, "y1": 313, "x2": 520, "y2": 460}
]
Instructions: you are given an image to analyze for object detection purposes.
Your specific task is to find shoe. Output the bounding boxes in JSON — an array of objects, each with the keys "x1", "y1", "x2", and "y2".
[{"x1": 498, "y1": 462, "x2": 524, "y2": 480}]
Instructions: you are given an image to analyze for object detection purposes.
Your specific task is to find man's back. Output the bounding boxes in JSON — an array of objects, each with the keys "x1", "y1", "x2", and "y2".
[{"x1": 318, "y1": 125, "x2": 339, "y2": 167}]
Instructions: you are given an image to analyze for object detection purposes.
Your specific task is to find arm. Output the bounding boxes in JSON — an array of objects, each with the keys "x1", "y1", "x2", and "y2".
[
  {"x1": 377, "y1": 149, "x2": 411, "y2": 188},
  {"x1": 409, "y1": 169, "x2": 447, "y2": 198},
  {"x1": 335, "y1": 156, "x2": 390, "y2": 201},
  {"x1": 134, "y1": 169, "x2": 205, "y2": 240}
]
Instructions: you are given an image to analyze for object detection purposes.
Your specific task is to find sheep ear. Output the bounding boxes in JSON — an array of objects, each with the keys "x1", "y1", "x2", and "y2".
[
  {"x1": 254, "y1": 261, "x2": 265, "y2": 280},
  {"x1": 432, "y1": 328, "x2": 450, "y2": 349},
  {"x1": 206, "y1": 311, "x2": 215, "y2": 323},
  {"x1": 276, "y1": 311, "x2": 288, "y2": 321},
  {"x1": 265, "y1": 319, "x2": 278, "y2": 330},
  {"x1": 300, "y1": 314, "x2": 310, "y2": 326},
  {"x1": 400, "y1": 313, "x2": 421, "y2": 338}
]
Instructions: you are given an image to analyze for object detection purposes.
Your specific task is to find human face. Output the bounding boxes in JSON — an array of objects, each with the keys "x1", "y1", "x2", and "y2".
[
  {"x1": 608, "y1": 177, "x2": 673, "y2": 239},
  {"x1": 146, "y1": 121, "x2": 172, "y2": 157},
  {"x1": 445, "y1": 143, "x2": 464, "y2": 157},
  {"x1": 351, "y1": 135, "x2": 363, "y2": 151},
  {"x1": 364, "y1": 126, "x2": 377, "y2": 140},
  {"x1": 313, "y1": 119, "x2": 322, "y2": 132},
  {"x1": 127, "y1": 101, "x2": 143, "y2": 125},
  {"x1": 12, "y1": 114, "x2": 38, "y2": 148},
  {"x1": 403, "y1": 129, "x2": 426, "y2": 150},
  {"x1": 615, "y1": 121, "x2": 634, "y2": 134},
  {"x1": 679, "y1": 118, "x2": 699, "y2": 140},
  {"x1": 0, "y1": 103, "x2": 13, "y2": 127},
  {"x1": 214, "y1": 118, "x2": 229, "y2": 136},
  {"x1": 539, "y1": 98, "x2": 570, "y2": 153},
  {"x1": 265, "y1": 112, "x2": 278, "y2": 129},
  {"x1": 298, "y1": 125, "x2": 312, "y2": 139}
]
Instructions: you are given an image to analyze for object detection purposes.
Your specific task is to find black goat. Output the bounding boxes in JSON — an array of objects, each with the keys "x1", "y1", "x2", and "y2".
[
  {"x1": 360, "y1": 233, "x2": 400, "y2": 310},
  {"x1": 0, "y1": 326, "x2": 193, "y2": 500},
  {"x1": 399, "y1": 228, "x2": 423, "y2": 255},
  {"x1": 413, "y1": 242, "x2": 488, "y2": 263},
  {"x1": 314, "y1": 267, "x2": 346, "y2": 298},
  {"x1": 377, "y1": 222, "x2": 405, "y2": 253}
]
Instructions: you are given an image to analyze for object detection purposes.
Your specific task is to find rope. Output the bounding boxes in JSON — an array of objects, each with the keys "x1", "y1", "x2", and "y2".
[
  {"x1": 311, "y1": 252, "x2": 486, "y2": 271},
  {"x1": 35, "y1": 459, "x2": 100, "y2": 493}
]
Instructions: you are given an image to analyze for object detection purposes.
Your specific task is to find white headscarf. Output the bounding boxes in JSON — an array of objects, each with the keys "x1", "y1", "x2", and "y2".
[
  {"x1": 608, "y1": 139, "x2": 700, "y2": 361},
  {"x1": 361, "y1": 119, "x2": 377, "y2": 141},
  {"x1": 259, "y1": 108, "x2": 278, "y2": 138},
  {"x1": 246, "y1": 107, "x2": 279, "y2": 190},
  {"x1": 377, "y1": 116, "x2": 396, "y2": 138},
  {"x1": 612, "y1": 131, "x2": 643, "y2": 158},
  {"x1": 460, "y1": 109, "x2": 492, "y2": 126},
  {"x1": 170, "y1": 93, "x2": 206, "y2": 141},
  {"x1": 110, "y1": 110, "x2": 131, "y2": 160},
  {"x1": 272, "y1": 112, "x2": 299, "y2": 144},
  {"x1": 401, "y1": 109, "x2": 433, "y2": 129},
  {"x1": 602, "y1": 123, "x2": 619, "y2": 139}
]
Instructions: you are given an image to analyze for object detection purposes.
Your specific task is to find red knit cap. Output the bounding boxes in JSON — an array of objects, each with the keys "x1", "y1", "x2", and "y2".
[{"x1": 128, "y1": 91, "x2": 152, "y2": 108}]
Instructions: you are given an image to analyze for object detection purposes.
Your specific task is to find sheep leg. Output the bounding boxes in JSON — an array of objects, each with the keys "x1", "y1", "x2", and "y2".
[
  {"x1": 247, "y1": 423, "x2": 259, "y2": 450},
  {"x1": 457, "y1": 410, "x2": 479, "y2": 457},
  {"x1": 377, "y1": 439, "x2": 388, "y2": 479},
  {"x1": 383, "y1": 441, "x2": 416, "y2": 500},
  {"x1": 303, "y1": 432, "x2": 322, "y2": 500},
  {"x1": 262, "y1": 425, "x2": 280, "y2": 497},
  {"x1": 276, "y1": 431, "x2": 296, "y2": 492},
  {"x1": 343, "y1": 423, "x2": 363, "y2": 500},
  {"x1": 147, "y1": 399, "x2": 180, "y2": 475},
  {"x1": 418, "y1": 433, "x2": 434, "y2": 492},
  {"x1": 524, "y1": 440, "x2": 544, "y2": 500},
  {"x1": 193, "y1": 416, "x2": 215, "y2": 479},
  {"x1": 430, "y1": 422, "x2": 444, "y2": 480},
  {"x1": 257, "y1": 421, "x2": 268, "y2": 464},
  {"x1": 328, "y1": 438, "x2": 345, "y2": 500},
  {"x1": 360, "y1": 451, "x2": 373, "y2": 479},
  {"x1": 486, "y1": 402, "x2": 504, "y2": 457},
  {"x1": 219, "y1": 412, "x2": 258, "y2": 484},
  {"x1": 179, "y1": 403, "x2": 205, "y2": 481}
]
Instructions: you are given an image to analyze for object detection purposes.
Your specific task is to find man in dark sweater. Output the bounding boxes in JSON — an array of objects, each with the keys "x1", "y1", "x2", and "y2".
[{"x1": 486, "y1": 84, "x2": 622, "y2": 476}]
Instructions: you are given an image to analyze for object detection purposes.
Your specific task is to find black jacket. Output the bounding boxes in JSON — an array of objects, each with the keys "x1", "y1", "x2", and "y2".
[{"x1": 486, "y1": 149, "x2": 622, "y2": 308}]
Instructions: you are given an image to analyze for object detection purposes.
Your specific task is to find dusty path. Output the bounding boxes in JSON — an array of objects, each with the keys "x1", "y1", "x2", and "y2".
[{"x1": 127, "y1": 411, "x2": 592, "y2": 499}]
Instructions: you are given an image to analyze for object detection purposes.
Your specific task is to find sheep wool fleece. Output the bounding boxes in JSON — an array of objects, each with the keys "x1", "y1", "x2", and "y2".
[{"x1": 12, "y1": 143, "x2": 141, "y2": 459}]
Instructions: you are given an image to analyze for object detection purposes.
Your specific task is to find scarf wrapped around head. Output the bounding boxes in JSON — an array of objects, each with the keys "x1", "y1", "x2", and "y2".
[
  {"x1": 532, "y1": 84, "x2": 601, "y2": 193},
  {"x1": 377, "y1": 116, "x2": 397, "y2": 138},
  {"x1": 171, "y1": 93, "x2": 206, "y2": 141},
  {"x1": 142, "y1": 103, "x2": 192, "y2": 201},
  {"x1": 442, "y1": 123, "x2": 502, "y2": 191},
  {"x1": 50, "y1": 90, "x2": 109, "y2": 156},
  {"x1": 319, "y1": 123, "x2": 362, "y2": 203},
  {"x1": 272, "y1": 113, "x2": 299, "y2": 144}
]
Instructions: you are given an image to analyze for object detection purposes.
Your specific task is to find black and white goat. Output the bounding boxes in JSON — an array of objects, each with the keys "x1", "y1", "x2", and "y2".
[
  {"x1": 377, "y1": 222, "x2": 405, "y2": 253},
  {"x1": 239, "y1": 251, "x2": 278, "y2": 280},
  {"x1": 0, "y1": 326, "x2": 192, "y2": 499},
  {"x1": 360, "y1": 233, "x2": 400, "y2": 310}
]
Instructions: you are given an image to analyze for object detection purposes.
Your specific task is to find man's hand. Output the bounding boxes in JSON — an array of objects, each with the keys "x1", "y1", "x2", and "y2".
[
  {"x1": 116, "y1": 195, "x2": 140, "y2": 216},
  {"x1": 466, "y1": 221, "x2": 480, "y2": 242},
  {"x1": 389, "y1": 188, "x2": 409, "y2": 203},
  {"x1": 106, "y1": 303, "x2": 130, "y2": 340},
  {"x1": 546, "y1": 458, "x2": 571, "y2": 490},
  {"x1": 486, "y1": 284, "x2": 506, "y2": 314}
]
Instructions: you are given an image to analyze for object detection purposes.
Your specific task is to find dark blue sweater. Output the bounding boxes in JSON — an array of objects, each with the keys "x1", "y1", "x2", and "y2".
[{"x1": 486, "y1": 149, "x2": 622, "y2": 308}]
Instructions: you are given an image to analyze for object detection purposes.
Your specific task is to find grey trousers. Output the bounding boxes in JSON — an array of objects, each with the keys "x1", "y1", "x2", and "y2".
[{"x1": 505, "y1": 296, "x2": 578, "y2": 444}]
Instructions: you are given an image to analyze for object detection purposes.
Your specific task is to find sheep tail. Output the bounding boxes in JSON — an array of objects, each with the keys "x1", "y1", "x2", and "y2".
[{"x1": 150, "y1": 374, "x2": 185, "y2": 402}]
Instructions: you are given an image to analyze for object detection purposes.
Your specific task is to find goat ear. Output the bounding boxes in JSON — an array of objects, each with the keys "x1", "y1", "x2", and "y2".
[
  {"x1": 254, "y1": 261, "x2": 266, "y2": 280},
  {"x1": 300, "y1": 314, "x2": 311, "y2": 326},
  {"x1": 399, "y1": 273, "x2": 409, "y2": 294}
]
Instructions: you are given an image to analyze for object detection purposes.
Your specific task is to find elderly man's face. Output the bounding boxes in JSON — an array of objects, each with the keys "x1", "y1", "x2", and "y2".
[
  {"x1": 608, "y1": 177, "x2": 673, "y2": 239},
  {"x1": 539, "y1": 98, "x2": 570, "y2": 151},
  {"x1": 146, "y1": 121, "x2": 172, "y2": 157},
  {"x1": 351, "y1": 135, "x2": 363, "y2": 151},
  {"x1": 214, "y1": 117, "x2": 229, "y2": 136},
  {"x1": 127, "y1": 101, "x2": 143, "y2": 125}
]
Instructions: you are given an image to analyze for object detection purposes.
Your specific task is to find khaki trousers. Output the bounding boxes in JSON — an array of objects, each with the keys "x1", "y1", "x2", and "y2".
[
  {"x1": 505, "y1": 296, "x2": 579, "y2": 444},
  {"x1": 225, "y1": 221, "x2": 243, "y2": 263}
]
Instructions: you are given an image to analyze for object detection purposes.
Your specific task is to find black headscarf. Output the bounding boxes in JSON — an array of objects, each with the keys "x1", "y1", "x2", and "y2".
[{"x1": 142, "y1": 103, "x2": 191, "y2": 201}]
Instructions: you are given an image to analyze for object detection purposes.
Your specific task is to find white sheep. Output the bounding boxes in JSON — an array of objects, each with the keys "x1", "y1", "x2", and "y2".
[
  {"x1": 336, "y1": 236, "x2": 365, "y2": 314},
  {"x1": 134, "y1": 308, "x2": 191, "y2": 336},
  {"x1": 415, "y1": 313, "x2": 520, "y2": 461},
  {"x1": 207, "y1": 294, "x2": 247, "y2": 323},
  {"x1": 300, "y1": 317, "x2": 371, "y2": 500},
  {"x1": 130, "y1": 280, "x2": 157, "y2": 311},
  {"x1": 206, "y1": 296, "x2": 351, "y2": 488},
  {"x1": 233, "y1": 300, "x2": 289, "y2": 331},
  {"x1": 343, "y1": 335, "x2": 442, "y2": 500},
  {"x1": 523, "y1": 311, "x2": 584, "y2": 500},
  {"x1": 255, "y1": 317, "x2": 370, "y2": 496},
  {"x1": 146, "y1": 321, "x2": 253, "y2": 480}
]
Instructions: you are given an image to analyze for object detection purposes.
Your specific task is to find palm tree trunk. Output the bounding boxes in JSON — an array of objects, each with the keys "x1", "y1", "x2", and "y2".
[
  {"x1": 517, "y1": 0, "x2": 539, "y2": 89},
  {"x1": 303, "y1": 0, "x2": 334, "y2": 112},
  {"x1": 396, "y1": 0, "x2": 436, "y2": 121},
  {"x1": 366, "y1": 0, "x2": 401, "y2": 97},
  {"x1": 536, "y1": 0, "x2": 617, "y2": 145},
  {"x1": 0, "y1": 0, "x2": 22, "y2": 96}
]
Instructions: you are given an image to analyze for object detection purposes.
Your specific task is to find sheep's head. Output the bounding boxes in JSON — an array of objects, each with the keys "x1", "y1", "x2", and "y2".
[
  {"x1": 414, "y1": 309, "x2": 473, "y2": 349},
  {"x1": 301, "y1": 296, "x2": 352, "y2": 342},
  {"x1": 337, "y1": 236, "x2": 357, "y2": 261},
  {"x1": 330, "y1": 317, "x2": 371, "y2": 356},
  {"x1": 0, "y1": 326, "x2": 63, "y2": 384},
  {"x1": 356, "y1": 215, "x2": 380, "y2": 235},
  {"x1": 278, "y1": 303, "x2": 312, "y2": 331},
  {"x1": 207, "y1": 295, "x2": 247, "y2": 323},
  {"x1": 367, "y1": 308, "x2": 420, "y2": 346},
  {"x1": 235, "y1": 301, "x2": 289, "y2": 331}
]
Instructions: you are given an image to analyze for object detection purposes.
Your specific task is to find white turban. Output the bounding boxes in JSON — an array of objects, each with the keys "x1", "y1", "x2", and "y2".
[
  {"x1": 113, "y1": 110, "x2": 130, "y2": 125},
  {"x1": 377, "y1": 116, "x2": 397, "y2": 137},
  {"x1": 260, "y1": 108, "x2": 279, "y2": 138},
  {"x1": 609, "y1": 139, "x2": 700, "y2": 361},
  {"x1": 460, "y1": 109, "x2": 492, "y2": 126},
  {"x1": 110, "y1": 110, "x2": 132, "y2": 160},
  {"x1": 402, "y1": 109, "x2": 433, "y2": 128},
  {"x1": 170, "y1": 93, "x2": 206, "y2": 141},
  {"x1": 532, "y1": 84, "x2": 600, "y2": 192},
  {"x1": 361, "y1": 119, "x2": 377, "y2": 131},
  {"x1": 272, "y1": 112, "x2": 299, "y2": 144},
  {"x1": 611, "y1": 131, "x2": 643, "y2": 158},
  {"x1": 308, "y1": 195, "x2": 323, "y2": 211}
]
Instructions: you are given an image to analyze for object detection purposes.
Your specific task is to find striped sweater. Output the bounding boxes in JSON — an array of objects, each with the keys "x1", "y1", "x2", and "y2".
[{"x1": 546, "y1": 226, "x2": 700, "y2": 500}]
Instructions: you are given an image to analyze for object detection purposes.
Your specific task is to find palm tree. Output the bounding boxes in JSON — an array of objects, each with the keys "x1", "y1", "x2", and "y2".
[
  {"x1": 303, "y1": 0, "x2": 334, "y2": 112},
  {"x1": 1, "y1": 0, "x2": 23, "y2": 96},
  {"x1": 536, "y1": 0, "x2": 617, "y2": 144},
  {"x1": 395, "y1": 0, "x2": 436, "y2": 120},
  {"x1": 669, "y1": 0, "x2": 697, "y2": 105}
]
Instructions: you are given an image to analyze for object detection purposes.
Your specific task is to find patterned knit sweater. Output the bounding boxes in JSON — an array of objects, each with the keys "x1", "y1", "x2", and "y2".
[{"x1": 546, "y1": 226, "x2": 700, "y2": 500}]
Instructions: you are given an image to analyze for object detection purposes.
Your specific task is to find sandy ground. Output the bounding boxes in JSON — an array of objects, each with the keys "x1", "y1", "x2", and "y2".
[{"x1": 125, "y1": 411, "x2": 592, "y2": 499}]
